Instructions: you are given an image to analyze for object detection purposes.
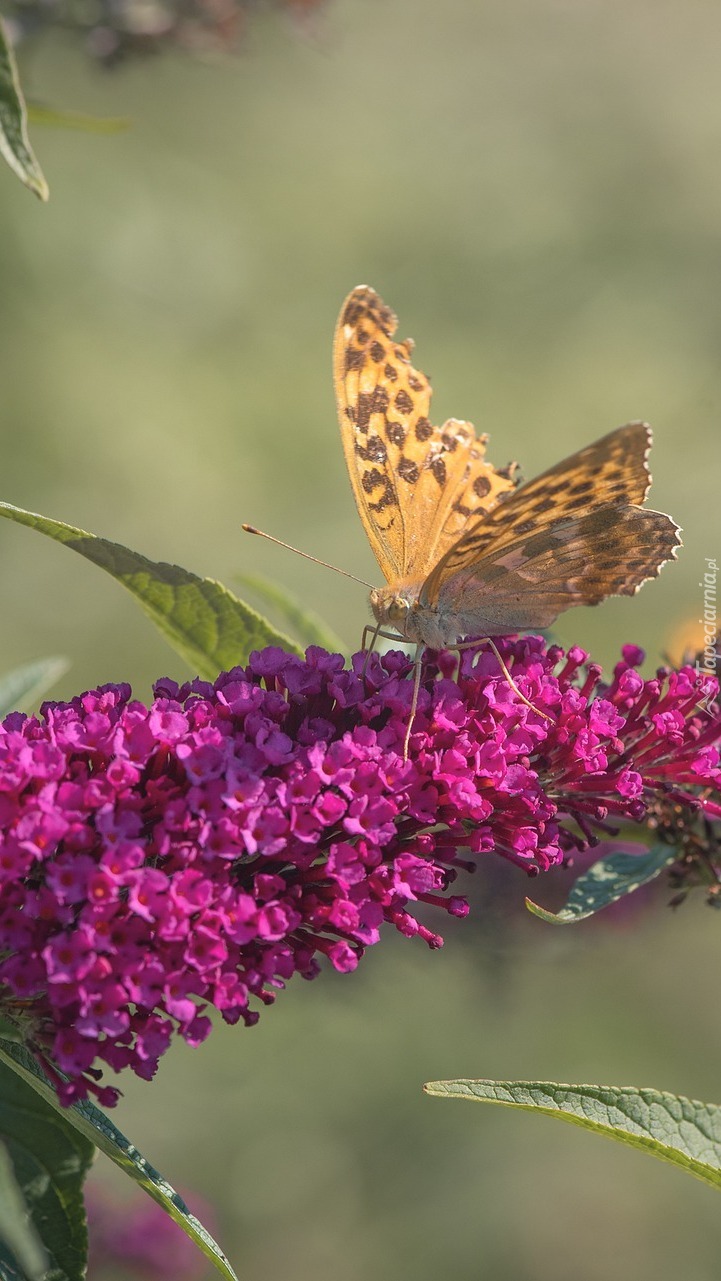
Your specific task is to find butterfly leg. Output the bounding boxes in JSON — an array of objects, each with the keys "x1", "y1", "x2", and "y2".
[
  {"x1": 403, "y1": 643, "x2": 424, "y2": 761},
  {"x1": 454, "y1": 637, "x2": 553, "y2": 723},
  {"x1": 357, "y1": 628, "x2": 428, "y2": 756},
  {"x1": 360, "y1": 624, "x2": 410, "y2": 676},
  {"x1": 361, "y1": 622, "x2": 381, "y2": 653},
  {"x1": 360, "y1": 620, "x2": 383, "y2": 677},
  {"x1": 364, "y1": 627, "x2": 409, "y2": 645}
]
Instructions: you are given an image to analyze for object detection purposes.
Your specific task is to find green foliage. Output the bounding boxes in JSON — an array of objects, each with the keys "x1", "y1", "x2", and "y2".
[
  {"x1": 0, "y1": 657, "x2": 69, "y2": 718},
  {"x1": 0, "y1": 1142, "x2": 48, "y2": 1281},
  {"x1": 424, "y1": 1079, "x2": 721, "y2": 1191},
  {"x1": 0, "y1": 20, "x2": 48, "y2": 200},
  {"x1": 236, "y1": 570, "x2": 349, "y2": 655},
  {"x1": 26, "y1": 103, "x2": 130, "y2": 133},
  {"x1": 0, "y1": 1054, "x2": 94, "y2": 1281},
  {"x1": 0, "y1": 501, "x2": 302, "y2": 679},
  {"x1": 526, "y1": 843, "x2": 675, "y2": 923},
  {"x1": 0, "y1": 1041, "x2": 238, "y2": 1281}
]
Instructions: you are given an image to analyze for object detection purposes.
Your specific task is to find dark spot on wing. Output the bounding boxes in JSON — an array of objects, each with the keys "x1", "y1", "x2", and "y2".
[
  {"x1": 356, "y1": 393, "x2": 373, "y2": 433},
  {"x1": 497, "y1": 463, "x2": 517, "y2": 480},
  {"x1": 342, "y1": 301, "x2": 363, "y2": 325},
  {"x1": 398, "y1": 457, "x2": 420, "y2": 484},
  {"x1": 369, "y1": 484, "x2": 397, "y2": 513},
  {"x1": 356, "y1": 434, "x2": 387, "y2": 464},
  {"x1": 385, "y1": 421, "x2": 407, "y2": 446},
  {"x1": 431, "y1": 457, "x2": 447, "y2": 486},
  {"x1": 361, "y1": 467, "x2": 386, "y2": 494}
]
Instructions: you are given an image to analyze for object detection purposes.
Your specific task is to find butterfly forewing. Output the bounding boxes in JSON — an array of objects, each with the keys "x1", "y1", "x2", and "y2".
[{"x1": 334, "y1": 286, "x2": 518, "y2": 586}]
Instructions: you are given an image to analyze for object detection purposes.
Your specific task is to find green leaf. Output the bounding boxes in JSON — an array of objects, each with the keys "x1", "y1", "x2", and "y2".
[
  {"x1": 236, "y1": 571, "x2": 349, "y2": 655},
  {"x1": 0, "y1": 501, "x2": 302, "y2": 678},
  {"x1": 0, "y1": 1041, "x2": 238, "y2": 1281},
  {"x1": 0, "y1": 656, "x2": 69, "y2": 719},
  {"x1": 0, "y1": 20, "x2": 48, "y2": 201},
  {"x1": 27, "y1": 102, "x2": 131, "y2": 133},
  {"x1": 0, "y1": 1142, "x2": 48, "y2": 1281},
  {"x1": 0, "y1": 1055, "x2": 95, "y2": 1281},
  {"x1": 424, "y1": 1079, "x2": 721, "y2": 1191},
  {"x1": 525, "y1": 842, "x2": 675, "y2": 924}
]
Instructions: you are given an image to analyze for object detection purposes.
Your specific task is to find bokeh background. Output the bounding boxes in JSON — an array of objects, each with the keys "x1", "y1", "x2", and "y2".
[{"x1": 2, "y1": 1, "x2": 721, "y2": 1277}]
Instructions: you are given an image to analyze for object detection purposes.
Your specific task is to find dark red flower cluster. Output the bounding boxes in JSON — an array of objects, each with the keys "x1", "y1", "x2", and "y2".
[
  {"x1": 0, "y1": 639, "x2": 717, "y2": 1106},
  {"x1": 4, "y1": 0, "x2": 328, "y2": 67}
]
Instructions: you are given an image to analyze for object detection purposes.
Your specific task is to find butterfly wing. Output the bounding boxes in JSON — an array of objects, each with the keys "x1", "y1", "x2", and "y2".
[
  {"x1": 334, "y1": 286, "x2": 518, "y2": 586},
  {"x1": 421, "y1": 423, "x2": 681, "y2": 635}
]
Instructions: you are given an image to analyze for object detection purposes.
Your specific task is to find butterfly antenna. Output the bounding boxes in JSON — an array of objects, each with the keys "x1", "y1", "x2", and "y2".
[{"x1": 242, "y1": 524, "x2": 375, "y2": 590}]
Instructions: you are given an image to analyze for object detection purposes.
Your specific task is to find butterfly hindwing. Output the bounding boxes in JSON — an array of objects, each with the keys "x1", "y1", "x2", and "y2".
[
  {"x1": 421, "y1": 422, "x2": 679, "y2": 609},
  {"x1": 429, "y1": 502, "x2": 681, "y2": 637}
]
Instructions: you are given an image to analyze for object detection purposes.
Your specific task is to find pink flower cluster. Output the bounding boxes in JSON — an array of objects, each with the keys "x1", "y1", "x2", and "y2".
[
  {"x1": 0, "y1": 639, "x2": 718, "y2": 1106},
  {"x1": 87, "y1": 1181, "x2": 216, "y2": 1281}
]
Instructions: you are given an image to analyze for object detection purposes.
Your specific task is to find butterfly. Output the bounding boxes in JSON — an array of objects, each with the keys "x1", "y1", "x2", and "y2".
[{"x1": 333, "y1": 285, "x2": 681, "y2": 745}]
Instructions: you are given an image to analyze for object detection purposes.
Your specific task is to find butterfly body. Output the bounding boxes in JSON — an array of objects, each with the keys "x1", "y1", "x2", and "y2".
[
  {"x1": 335, "y1": 286, "x2": 681, "y2": 652},
  {"x1": 370, "y1": 581, "x2": 524, "y2": 648},
  {"x1": 369, "y1": 583, "x2": 444, "y2": 647}
]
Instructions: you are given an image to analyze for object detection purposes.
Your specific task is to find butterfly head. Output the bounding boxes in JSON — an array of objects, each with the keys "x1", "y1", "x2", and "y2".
[{"x1": 370, "y1": 584, "x2": 427, "y2": 642}]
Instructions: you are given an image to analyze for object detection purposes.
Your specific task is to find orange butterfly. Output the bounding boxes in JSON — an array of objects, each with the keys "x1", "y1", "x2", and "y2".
[{"x1": 334, "y1": 286, "x2": 681, "y2": 748}]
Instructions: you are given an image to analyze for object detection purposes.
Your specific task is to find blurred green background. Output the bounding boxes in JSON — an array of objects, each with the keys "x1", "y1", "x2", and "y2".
[{"x1": 2, "y1": 0, "x2": 721, "y2": 1277}]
